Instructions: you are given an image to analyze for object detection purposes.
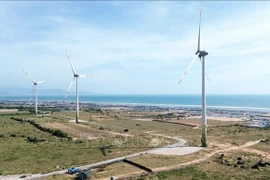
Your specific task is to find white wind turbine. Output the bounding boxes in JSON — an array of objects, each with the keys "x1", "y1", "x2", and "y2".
[
  {"x1": 178, "y1": 9, "x2": 209, "y2": 147},
  {"x1": 22, "y1": 69, "x2": 49, "y2": 115},
  {"x1": 64, "y1": 49, "x2": 89, "y2": 124}
]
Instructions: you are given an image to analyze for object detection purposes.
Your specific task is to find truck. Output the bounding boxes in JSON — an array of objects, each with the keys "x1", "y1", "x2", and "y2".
[{"x1": 76, "y1": 171, "x2": 91, "y2": 180}]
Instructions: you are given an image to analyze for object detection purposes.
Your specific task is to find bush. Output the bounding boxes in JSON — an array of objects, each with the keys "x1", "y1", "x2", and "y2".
[
  {"x1": 10, "y1": 134, "x2": 17, "y2": 137},
  {"x1": 27, "y1": 136, "x2": 46, "y2": 143},
  {"x1": 10, "y1": 117, "x2": 70, "y2": 139}
]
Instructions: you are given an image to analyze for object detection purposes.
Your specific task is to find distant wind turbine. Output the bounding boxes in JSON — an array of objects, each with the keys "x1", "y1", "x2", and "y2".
[
  {"x1": 65, "y1": 49, "x2": 90, "y2": 124},
  {"x1": 22, "y1": 69, "x2": 49, "y2": 115},
  {"x1": 178, "y1": 8, "x2": 209, "y2": 147}
]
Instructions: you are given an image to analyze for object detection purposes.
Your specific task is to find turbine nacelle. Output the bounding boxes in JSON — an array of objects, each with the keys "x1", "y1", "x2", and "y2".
[
  {"x1": 197, "y1": 50, "x2": 209, "y2": 58},
  {"x1": 65, "y1": 49, "x2": 90, "y2": 99}
]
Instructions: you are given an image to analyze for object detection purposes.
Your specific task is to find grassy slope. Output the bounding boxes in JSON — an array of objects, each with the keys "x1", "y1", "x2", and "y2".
[
  {"x1": 132, "y1": 151, "x2": 270, "y2": 180},
  {"x1": 0, "y1": 114, "x2": 152, "y2": 175}
]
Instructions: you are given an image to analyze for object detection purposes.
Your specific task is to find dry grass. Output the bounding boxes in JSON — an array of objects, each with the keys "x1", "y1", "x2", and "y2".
[
  {"x1": 127, "y1": 150, "x2": 208, "y2": 169},
  {"x1": 91, "y1": 162, "x2": 143, "y2": 180},
  {"x1": 249, "y1": 141, "x2": 270, "y2": 154},
  {"x1": 41, "y1": 174, "x2": 74, "y2": 180},
  {"x1": 131, "y1": 150, "x2": 270, "y2": 180}
]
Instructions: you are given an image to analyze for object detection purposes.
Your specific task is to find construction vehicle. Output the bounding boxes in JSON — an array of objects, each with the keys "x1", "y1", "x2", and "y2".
[{"x1": 68, "y1": 167, "x2": 79, "y2": 174}]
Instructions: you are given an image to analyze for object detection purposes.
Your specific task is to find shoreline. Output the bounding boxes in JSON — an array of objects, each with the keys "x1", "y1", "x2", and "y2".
[
  {"x1": 1, "y1": 99, "x2": 270, "y2": 127},
  {"x1": 1, "y1": 99, "x2": 270, "y2": 112}
]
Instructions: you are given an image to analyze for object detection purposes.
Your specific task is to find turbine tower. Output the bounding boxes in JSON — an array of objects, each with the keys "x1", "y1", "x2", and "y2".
[
  {"x1": 65, "y1": 49, "x2": 89, "y2": 124},
  {"x1": 22, "y1": 69, "x2": 49, "y2": 115},
  {"x1": 178, "y1": 9, "x2": 208, "y2": 147}
]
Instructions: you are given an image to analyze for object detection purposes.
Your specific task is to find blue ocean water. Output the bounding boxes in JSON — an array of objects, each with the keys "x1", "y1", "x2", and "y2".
[{"x1": 1, "y1": 94, "x2": 270, "y2": 111}]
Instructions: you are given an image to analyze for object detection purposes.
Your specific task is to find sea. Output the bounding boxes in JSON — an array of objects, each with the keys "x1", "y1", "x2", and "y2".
[{"x1": 1, "y1": 94, "x2": 270, "y2": 112}]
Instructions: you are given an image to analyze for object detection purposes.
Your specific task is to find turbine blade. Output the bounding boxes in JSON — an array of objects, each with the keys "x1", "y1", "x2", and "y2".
[
  {"x1": 37, "y1": 78, "x2": 50, "y2": 84},
  {"x1": 199, "y1": 58, "x2": 210, "y2": 81},
  {"x1": 196, "y1": 9, "x2": 202, "y2": 54},
  {"x1": 65, "y1": 49, "x2": 77, "y2": 75},
  {"x1": 65, "y1": 77, "x2": 75, "y2": 98},
  {"x1": 78, "y1": 75, "x2": 90, "y2": 78},
  {"x1": 178, "y1": 55, "x2": 198, "y2": 84},
  {"x1": 22, "y1": 69, "x2": 36, "y2": 83}
]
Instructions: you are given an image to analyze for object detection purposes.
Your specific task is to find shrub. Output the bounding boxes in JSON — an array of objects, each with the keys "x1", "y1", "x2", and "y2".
[
  {"x1": 10, "y1": 117, "x2": 70, "y2": 139},
  {"x1": 10, "y1": 134, "x2": 17, "y2": 137},
  {"x1": 26, "y1": 136, "x2": 46, "y2": 143}
]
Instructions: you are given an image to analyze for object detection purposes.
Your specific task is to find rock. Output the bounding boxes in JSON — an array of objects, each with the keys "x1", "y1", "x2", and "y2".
[
  {"x1": 260, "y1": 139, "x2": 270, "y2": 143},
  {"x1": 233, "y1": 164, "x2": 238, "y2": 168}
]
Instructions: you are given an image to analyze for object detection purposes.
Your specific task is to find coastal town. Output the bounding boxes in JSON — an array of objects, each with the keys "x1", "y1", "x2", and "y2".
[{"x1": 1, "y1": 100, "x2": 270, "y2": 128}]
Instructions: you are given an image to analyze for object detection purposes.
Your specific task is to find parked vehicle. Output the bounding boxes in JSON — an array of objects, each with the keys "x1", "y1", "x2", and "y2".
[
  {"x1": 68, "y1": 167, "x2": 79, "y2": 174},
  {"x1": 76, "y1": 171, "x2": 91, "y2": 180}
]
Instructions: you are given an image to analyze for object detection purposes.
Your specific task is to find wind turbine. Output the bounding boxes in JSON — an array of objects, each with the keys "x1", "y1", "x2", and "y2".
[
  {"x1": 65, "y1": 49, "x2": 89, "y2": 124},
  {"x1": 22, "y1": 69, "x2": 49, "y2": 115},
  {"x1": 178, "y1": 9, "x2": 209, "y2": 147}
]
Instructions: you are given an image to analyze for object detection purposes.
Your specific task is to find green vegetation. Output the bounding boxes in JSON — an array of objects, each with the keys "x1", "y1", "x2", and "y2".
[
  {"x1": 0, "y1": 114, "x2": 155, "y2": 175},
  {"x1": 1, "y1": 108, "x2": 270, "y2": 178},
  {"x1": 10, "y1": 117, "x2": 70, "y2": 139}
]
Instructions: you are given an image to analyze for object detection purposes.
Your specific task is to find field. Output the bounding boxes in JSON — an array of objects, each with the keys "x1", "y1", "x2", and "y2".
[
  {"x1": 0, "y1": 110, "x2": 165, "y2": 175},
  {"x1": 130, "y1": 150, "x2": 270, "y2": 180},
  {"x1": 0, "y1": 107, "x2": 270, "y2": 180}
]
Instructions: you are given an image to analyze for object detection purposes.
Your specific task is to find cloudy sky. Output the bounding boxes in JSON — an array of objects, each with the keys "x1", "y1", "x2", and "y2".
[{"x1": 0, "y1": 1, "x2": 270, "y2": 95}]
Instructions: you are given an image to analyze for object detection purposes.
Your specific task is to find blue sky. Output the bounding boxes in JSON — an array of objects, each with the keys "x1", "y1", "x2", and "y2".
[{"x1": 1, "y1": 1, "x2": 270, "y2": 95}]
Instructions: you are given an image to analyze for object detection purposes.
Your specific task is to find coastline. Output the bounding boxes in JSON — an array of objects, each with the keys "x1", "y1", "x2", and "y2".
[
  {"x1": 1, "y1": 99, "x2": 270, "y2": 127},
  {"x1": 1, "y1": 94, "x2": 270, "y2": 112},
  {"x1": 2, "y1": 99, "x2": 270, "y2": 112}
]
